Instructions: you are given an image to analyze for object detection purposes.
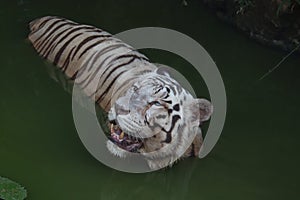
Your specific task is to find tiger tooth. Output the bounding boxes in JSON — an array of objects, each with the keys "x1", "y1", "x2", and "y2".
[
  {"x1": 110, "y1": 124, "x2": 114, "y2": 133},
  {"x1": 120, "y1": 132, "x2": 124, "y2": 139}
]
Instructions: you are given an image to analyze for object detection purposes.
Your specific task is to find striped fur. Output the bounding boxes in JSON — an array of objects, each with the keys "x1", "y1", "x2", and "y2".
[
  {"x1": 28, "y1": 16, "x2": 156, "y2": 111},
  {"x1": 28, "y1": 16, "x2": 213, "y2": 169}
]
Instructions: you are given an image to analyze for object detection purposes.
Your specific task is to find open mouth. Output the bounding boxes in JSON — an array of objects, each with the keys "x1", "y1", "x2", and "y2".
[{"x1": 108, "y1": 122, "x2": 143, "y2": 153}]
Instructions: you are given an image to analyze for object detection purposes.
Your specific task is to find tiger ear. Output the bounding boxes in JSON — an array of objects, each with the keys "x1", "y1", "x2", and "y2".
[
  {"x1": 189, "y1": 98, "x2": 212, "y2": 126},
  {"x1": 154, "y1": 64, "x2": 171, "y2": 77},
  {"x1": 197, "y1": 98, "x2": 213, "y2": 122}
]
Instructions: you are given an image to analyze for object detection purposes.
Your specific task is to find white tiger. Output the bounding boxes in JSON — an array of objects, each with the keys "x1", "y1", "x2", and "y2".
[{"x1": 28, "y1": 16, "x2": 213, "y2": 169}]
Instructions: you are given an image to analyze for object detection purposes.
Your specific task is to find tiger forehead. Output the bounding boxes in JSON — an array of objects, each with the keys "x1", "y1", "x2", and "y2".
[{"x1": 138, "y1": 78, "x2": 163, "y2": 87}]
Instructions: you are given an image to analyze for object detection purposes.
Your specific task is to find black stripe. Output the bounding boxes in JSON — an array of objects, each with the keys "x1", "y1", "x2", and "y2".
[
  {"x1": 164, "y1": 133, "x2": 172, "y2": 143},
  {"x1": 169, "y1": 85, "x2": 177, "y2": 95},
  {"x1": 29, "y1": 17, "x2": 54, "y2": 35},
  {"x1": 62, "y1": 45, "x2": 77, "y2": 72},
  {"x1": 98, "y1": 54, "x2": 133, "y2": 80},
  {"x1": 101, "y1": 57, "x2": 136, "y2": 86},
  {"x1": 86, "y1": 43, "x2": 126, "y2": 71},
  {"x1": 78, "y1": 39, "x2": 109, "y2": 59},
  {"x1": 47, "y1": 26, "x2": 95, "y2": 61},
  {"x1": 77, "y1": 42, "x2": 126, "y2": 87},
  {"x1": 75, "y1": 50, "x2": 99, "y2": 79},
  {"x1": 173, "y1": 104, "x2": 180, "y2": 111},
  {"x1": 37, "y1": 22, "x2": 76, "y2": 55},
  {"x1": 77, "y1": 52, "x2": 113, "y2": 86},
  {"x1": 155, "y1": 77, "x2": 168, "y2": 86},
  {"x1": 38, "y1": 17, "x2": 54, "y2": 29},
  {"x1": 80, "y1": 53, "x2": 116, "y2": 88},
  {"x1": 42, "y1": 27, "x2": 73, "y2": 58},
  {"x1": 162, "y1": 100, "x2": 172, "y2": 104},
  {"x1": 53, "y1": 32, "x2": 83, "y2": 66},
  {"x1": 52, "y1": 26, "x2": 95, "y2": 51},
  {"x1": 162, "y1": 115, "x2": 181, "y2": 143},
  {"x1": 113, "y1": 76, "x2": 139, "y2": 93},
  {"x1": 100, "y1": 52, "x2": 137, "y2": 75},
  {"x1": 85, "y1": 29, "x2": 107, "y2": 34},
  {"x1": 111, "y1": 53, "x2": 149, "y2": 62},
  {"x1": 154, "y1": 87, "x2": 162, "y2": 94},
  {"x1": 70, "y1": 71, "x2": 78, "y2": 80},
  {"x1": 96, "y1": 71, "x2": 126, "y2": 103},
  {"x1": 71, "y1": 34, "x2": 112, "y2": 60},
  {"x1": 99, "y1": 54, "x2": 146, "y2": 83},
  {"x1": 132, "y1": 50, "x2": 149, "y2": 61},
  {"x1": 33, "y1": 18, "x2": 66, "y2": 44}
]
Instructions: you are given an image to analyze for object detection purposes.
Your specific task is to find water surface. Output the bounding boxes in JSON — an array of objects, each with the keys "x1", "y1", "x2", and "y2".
[{"x1": 0, "y1": 0, "x2": 299, "y2": 199}]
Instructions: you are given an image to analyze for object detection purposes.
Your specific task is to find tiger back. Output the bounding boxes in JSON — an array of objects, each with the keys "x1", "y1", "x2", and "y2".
[{"x1": 28, "y1": 16, "x2": 156, "y2": 111}]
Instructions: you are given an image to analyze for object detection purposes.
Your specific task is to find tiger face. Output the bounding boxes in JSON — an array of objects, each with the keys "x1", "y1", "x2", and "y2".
[{"x1": 107, "y1": 69, "x2": 213, "y2": 169}]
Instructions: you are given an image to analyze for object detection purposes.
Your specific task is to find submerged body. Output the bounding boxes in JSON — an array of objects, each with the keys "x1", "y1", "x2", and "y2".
[{"x1": 28, "y1": 16, "x2": 212, "y2": 169}]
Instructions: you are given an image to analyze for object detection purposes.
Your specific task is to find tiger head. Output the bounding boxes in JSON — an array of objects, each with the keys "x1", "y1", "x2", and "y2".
[{"x1": 107, "y1": 68, "x2": 213, "y2": 169}]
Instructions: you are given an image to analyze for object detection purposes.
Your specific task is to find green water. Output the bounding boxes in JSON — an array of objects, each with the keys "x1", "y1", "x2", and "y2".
[{"x1": 1, "y1": 0, "x2": 300, "y2": 199}]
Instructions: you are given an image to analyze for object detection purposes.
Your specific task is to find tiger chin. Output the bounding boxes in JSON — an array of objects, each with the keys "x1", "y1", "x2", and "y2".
[
  {"x1": 28, "y1": 16, "x2": 213, "y2": 170},
  {"x1": 105, "y1": 69, "x2": 213, "y2": 170}
]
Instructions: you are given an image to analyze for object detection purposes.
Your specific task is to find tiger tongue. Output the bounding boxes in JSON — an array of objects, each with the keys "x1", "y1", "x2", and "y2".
[{"x1": 110, "y1": 123, "x2": 125, "y2": 142}]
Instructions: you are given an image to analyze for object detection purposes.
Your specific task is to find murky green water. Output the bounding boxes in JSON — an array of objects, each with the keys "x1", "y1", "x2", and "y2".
[{"x1": 1, "y1": 0, "x2": 300, "y2": 199}]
